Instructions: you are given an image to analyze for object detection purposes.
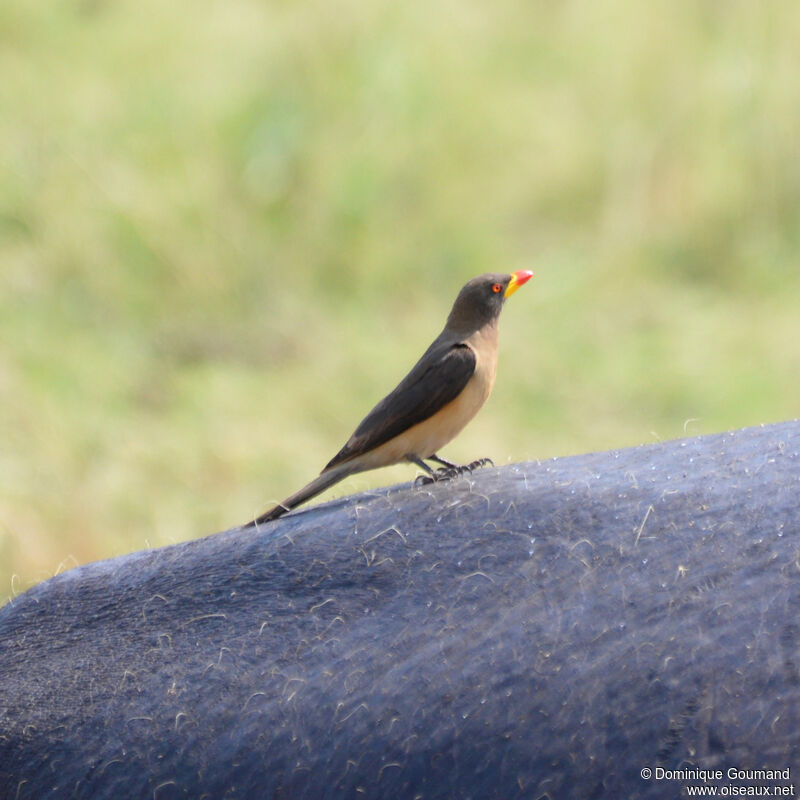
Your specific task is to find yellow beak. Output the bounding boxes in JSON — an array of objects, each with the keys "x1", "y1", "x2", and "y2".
[{"x1": 505, "y1": 270, "x2": 534, "y2": 298}]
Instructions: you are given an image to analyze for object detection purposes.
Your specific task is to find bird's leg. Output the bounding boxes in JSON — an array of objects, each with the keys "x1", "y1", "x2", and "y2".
[
  {"x1": 427, "y1": 454, "x2": 459, "y2": 470},
  {"x1": 425, "y1": 454, "x2": 495, "y2": 481},
  {"x1": 408, "y1": 455, "x2": 439, "y2": 486}
]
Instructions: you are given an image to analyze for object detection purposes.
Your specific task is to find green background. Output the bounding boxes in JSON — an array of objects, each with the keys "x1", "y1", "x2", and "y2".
[{"x1": 2, "y1": 0, "x2": 799, "y2": 602}]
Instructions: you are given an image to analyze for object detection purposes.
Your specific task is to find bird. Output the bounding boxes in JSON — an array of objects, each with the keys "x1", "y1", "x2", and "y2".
[{"x1": 249, "y1": 270, "x2": 533, "y2": 525}]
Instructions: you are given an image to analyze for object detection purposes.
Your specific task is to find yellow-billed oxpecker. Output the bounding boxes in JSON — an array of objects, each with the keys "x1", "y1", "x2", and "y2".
[{"x1": 250, "y1": 270, "x2": 534, "y2": 524}]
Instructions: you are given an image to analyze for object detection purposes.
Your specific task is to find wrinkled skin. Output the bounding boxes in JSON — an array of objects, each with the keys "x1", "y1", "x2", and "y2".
[{"x1": 1, "y1": 421, "x2": 799, "y2": 799}]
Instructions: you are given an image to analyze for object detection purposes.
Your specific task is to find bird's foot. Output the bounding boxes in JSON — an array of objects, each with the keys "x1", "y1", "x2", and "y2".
[
  {"x1": 414, "y1": 457, "x2": 494, "y2": 486},
  {"x1": 465, "y1": 457, "x2": 494, "y2": 471}
]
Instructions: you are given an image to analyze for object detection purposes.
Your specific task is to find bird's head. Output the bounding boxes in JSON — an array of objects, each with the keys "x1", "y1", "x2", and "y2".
[{"x1": 445, "y1": 270, "x2": 534, "y2": 335}]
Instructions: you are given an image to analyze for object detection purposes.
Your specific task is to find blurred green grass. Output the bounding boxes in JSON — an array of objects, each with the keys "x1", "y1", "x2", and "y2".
[{"x1": 2, "y1": 0, "x2": 799, "y2": 601}]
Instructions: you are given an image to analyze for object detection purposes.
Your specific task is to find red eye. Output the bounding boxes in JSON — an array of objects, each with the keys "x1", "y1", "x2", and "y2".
[{"x1": 492, "y1": 283, "x2": 502, "y2": 293}]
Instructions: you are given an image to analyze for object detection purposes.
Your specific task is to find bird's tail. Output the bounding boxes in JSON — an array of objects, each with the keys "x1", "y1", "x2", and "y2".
[{"x1": 247, "y1": 462, "x2": 357, "y2": 527}]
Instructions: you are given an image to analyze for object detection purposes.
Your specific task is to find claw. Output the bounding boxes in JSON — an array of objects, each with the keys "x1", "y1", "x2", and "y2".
[
  {"x1": 414, "y1": 457, "x2": 493, "y2": 488},
  {"x1": 414, "y1": 467, "x2": 457, "y2": 485}
]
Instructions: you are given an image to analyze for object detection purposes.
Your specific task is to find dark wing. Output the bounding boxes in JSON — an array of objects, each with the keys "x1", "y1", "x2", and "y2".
[{"x1": 324, "y1": 340, "x2": 476, "y2": 470}]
